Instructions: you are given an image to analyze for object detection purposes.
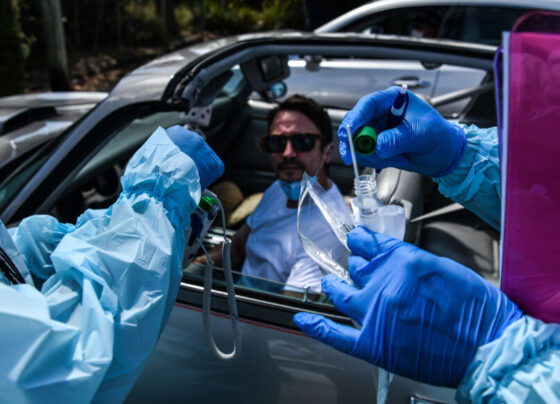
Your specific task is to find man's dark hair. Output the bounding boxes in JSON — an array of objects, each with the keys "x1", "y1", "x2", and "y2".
[{"x1": 267, "y1": 95, "x2": 333, "y2": 146}]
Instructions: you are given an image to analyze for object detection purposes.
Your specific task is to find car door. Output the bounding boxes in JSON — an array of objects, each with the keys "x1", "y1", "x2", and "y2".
[
  {"x1": 281, "y1": 54, "x2": 486, "y2": 118},
  {"x1": 285, "y1": 57, "x2": 438, "y2": 108},
  {"x1": 126, "y1": 264, "x2": 459, "y2": 404}
]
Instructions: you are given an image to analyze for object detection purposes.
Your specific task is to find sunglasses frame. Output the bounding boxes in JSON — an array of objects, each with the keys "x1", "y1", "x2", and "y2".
[{"x1": 260, "y1": 132, "x2": 322, "y2": 154}]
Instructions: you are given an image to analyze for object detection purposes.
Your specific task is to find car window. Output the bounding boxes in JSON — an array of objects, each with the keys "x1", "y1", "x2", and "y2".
[
  {"x1": 48, "y1": 110, "x2": 191, "y2": 223},
  {"x1": 349, "y1": 5, "x2": 530, "y2": 45},
  {"x1": 220, "y1": 65, "x2": 246, "y2": 96},
  {"x1": 74, "y1": 111, "x2": 187, "y2": 186},
  {"x1": 184, "y1": 261, "x2": 327, "y2": 303},
  {"x1": 440, "y1": 6, "x2": 529, "y2": 45},
  {"x1": 349, "y1": 6, "x2": 449, "y2": 38},
  {"x1": 0, "y1": 157, "x2": 47, "y2": 213}
]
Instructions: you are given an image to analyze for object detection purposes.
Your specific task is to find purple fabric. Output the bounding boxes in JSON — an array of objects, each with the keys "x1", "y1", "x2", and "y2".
[
  {"x1": 501, "y1": 12, "x2": 560, "y2": 323},
  {"x1": 493, "y1": 45, "x2": 503, "y2": 164}
]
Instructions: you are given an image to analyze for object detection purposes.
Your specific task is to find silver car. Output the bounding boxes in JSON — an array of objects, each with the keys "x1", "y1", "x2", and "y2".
[{"x1": 0, "y1": 32, "x2": 499, "y2": 403}]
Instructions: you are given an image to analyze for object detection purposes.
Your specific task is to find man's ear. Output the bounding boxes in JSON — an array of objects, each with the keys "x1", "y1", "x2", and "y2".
[{"x1": 322, "y1": 143, "x2": 334, "y2": 165}]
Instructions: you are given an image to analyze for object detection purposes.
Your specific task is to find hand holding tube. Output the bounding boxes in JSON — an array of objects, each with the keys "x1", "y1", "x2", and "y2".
[
  {"x1": 338, "y1": 87, "x2": 467, "y2": 177},
  {"x1": 294, "y1": 226, "x2": 522, "y2": 387}
]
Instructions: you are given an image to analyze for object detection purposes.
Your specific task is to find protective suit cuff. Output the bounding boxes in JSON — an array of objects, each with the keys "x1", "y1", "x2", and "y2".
[
  {"x1": 432, "y1": 124, "x2": 499, "y2": 205},
  {"x1": 456, "y1": 316, "x2": 560, "y2": 403},
  {"x1": 8, "y1": 215, "x2": 74, "y2": 282}
]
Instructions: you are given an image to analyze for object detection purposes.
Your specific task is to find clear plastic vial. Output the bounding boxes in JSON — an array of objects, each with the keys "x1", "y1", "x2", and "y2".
[{"x1": 352, "y1": 174, "x2": 383, "y2": 228}]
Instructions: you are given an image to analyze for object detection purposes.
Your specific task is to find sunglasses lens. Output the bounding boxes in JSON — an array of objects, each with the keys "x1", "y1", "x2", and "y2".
[
  {"x1": 263, "y1": 136, "x2": 286, "y2": 153},
  {"x1": 291, "y1": 133, "x2": 318, "y2": 152},
  {"x1": 262, "y1": 133, "x2": 319, "y2": 153}
]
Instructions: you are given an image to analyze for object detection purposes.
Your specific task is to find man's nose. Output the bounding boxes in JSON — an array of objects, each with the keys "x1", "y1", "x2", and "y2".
[{"x1": 282, "y1": 138, "x2": 297, "y2": 157}]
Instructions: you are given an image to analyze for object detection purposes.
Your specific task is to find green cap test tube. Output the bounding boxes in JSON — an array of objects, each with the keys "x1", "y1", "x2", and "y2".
[{"x1": 353, "y1": 126, "x2": 377, "y2": 155}]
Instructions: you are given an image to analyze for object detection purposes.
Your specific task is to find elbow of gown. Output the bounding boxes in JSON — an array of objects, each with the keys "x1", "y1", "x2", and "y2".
[
  {"x1": 432, "y1": 125, "x2": 501, "y2": 230},
  {"x1": 456, "y1": 316, "x2": 560, "y2": 403}
]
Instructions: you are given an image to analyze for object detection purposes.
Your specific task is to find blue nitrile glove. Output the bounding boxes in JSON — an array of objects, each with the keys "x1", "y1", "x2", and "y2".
[
  {"x1": 166, "y1": 125, "x2": 224, "y2": 189},
  {"x1": 294, "y1": 226, "x2": 523, "y2": 387},
  {"x1": 339, "y1": 87, "x2": 466, "y2": 177}
]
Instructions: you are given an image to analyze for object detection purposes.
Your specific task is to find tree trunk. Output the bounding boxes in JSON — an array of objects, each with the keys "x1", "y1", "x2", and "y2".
[
  {"x1": 0, "y1": 0, "x2": 26, "y2": 95},
  {"x1": 199, "y1": 0, "x2": 205, "y2": 40},
  {"x1": 157, "y1": 0, "x2": 179, "y2": 38},
  {"x1": 39, "y1": 0, "x2": 71, "y2": 91}
]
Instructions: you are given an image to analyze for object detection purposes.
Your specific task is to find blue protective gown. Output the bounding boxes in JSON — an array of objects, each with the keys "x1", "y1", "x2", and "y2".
[
  {"x1": 432, "y1": 124, "x2": 501, "y2": 230},
  {"x1": 433, "y1": 125, "x2": 560, "y2": 403},
  {"x1": 0, "y1": 127, "x2": 200, "y2": 403}
]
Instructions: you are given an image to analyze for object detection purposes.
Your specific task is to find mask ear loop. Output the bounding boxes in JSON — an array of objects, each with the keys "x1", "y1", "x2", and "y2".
[
  {"x1": 310, "y1": 140, "x2": 333, "y2": 180},
  {"x1": 198, "y1": 198, "x2": 241, "y2": 361}
]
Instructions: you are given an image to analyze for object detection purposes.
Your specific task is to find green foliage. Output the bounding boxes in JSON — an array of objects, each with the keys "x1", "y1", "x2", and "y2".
[
  {"x1": 0, "y1": 0, "x2": 29, "y2": 96},
  {"x1": 122, "y1": 1, "x2": 167, "y2": 45},
  {"x1": 259, "y1": 0, "x2": 304, "y2": 30},
  {"x1": 203, "y1": 1, "x2": 256, "y2": 34},
  {"x1": 201, "y1": 0, "x2": 304, "y2": 34},
  {"x1": 174, "y1": 3, "x2": 195, "y2": 33}
]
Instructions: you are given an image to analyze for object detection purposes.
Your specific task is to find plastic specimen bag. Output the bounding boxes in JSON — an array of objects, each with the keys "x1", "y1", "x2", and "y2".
[
  {"x1": 297, "y1": 173, "x2": 354, "y2": 282},
  {"x1": 500, "y1": 11, "x2": 560, "y2": 323}
]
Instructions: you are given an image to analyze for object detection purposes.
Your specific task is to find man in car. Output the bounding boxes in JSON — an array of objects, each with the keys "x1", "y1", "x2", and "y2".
[{"x1": 208, "y1": 95, "x2": 350, "y2": 293}]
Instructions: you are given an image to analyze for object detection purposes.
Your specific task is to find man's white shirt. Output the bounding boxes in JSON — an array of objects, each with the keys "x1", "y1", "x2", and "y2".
[{"x1": 242, "y1": 179, "x2": 349, "y2": 292}]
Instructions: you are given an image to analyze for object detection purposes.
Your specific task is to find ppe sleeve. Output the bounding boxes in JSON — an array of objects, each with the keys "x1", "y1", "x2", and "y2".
[
  {"x1": 0, "y1": 127, "x2": 201, "y2": 403},
  {"x1": 8, "y1": 215, "x2": 74, "y2": 285},
  {"x1": 456, "y1": 316, "x2": 560, "y2": 403},
  {"x1": 432, "y1": 124, "x2": 501, "y2": 229}
]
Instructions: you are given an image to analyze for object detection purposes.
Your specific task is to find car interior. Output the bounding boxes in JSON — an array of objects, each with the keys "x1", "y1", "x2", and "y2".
[{"x1": 16, "y1": 40, "x2": 500, "y2": 323}]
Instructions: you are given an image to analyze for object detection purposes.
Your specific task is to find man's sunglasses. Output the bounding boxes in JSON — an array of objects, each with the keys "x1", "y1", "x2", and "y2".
[{"x1": 261, "y1": 133, "x2": 321, "y2": 153}]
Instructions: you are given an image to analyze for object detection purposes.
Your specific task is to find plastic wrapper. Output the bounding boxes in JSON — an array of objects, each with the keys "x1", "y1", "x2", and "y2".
[{"x1": 297, "y1": 173, "x2": 353, "y2": 282}]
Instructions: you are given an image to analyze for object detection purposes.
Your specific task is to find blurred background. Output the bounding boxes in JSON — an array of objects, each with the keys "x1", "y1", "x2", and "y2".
[{"x1": 1, "y1": 0, "x2": 367, "y2": 96}]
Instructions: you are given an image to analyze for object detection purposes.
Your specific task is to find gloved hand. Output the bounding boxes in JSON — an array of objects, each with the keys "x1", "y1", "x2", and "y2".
[
  {"x1": 338, "y1": 87, "x2": 466, "y2": 177},
  {"x1": 294, "y1": 226, "x2": 523, "y2": 387},
  {"x1": 166, "y1": 125, "x2": 224, "y2": 189}
]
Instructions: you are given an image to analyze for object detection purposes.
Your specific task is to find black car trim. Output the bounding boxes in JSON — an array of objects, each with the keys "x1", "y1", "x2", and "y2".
[
  {"x1": 0, "y1": 106, "x2": 57, "y2": 135},
  {"x1": 0, "y1": 245, "x2": 25, "y2": 285},
  {"x1": 164, "y1": 34, "x2": 496, "y2": 104},
  {"x1": 178, "y1": 278, "x2": 352, "y2": 332},
  {"x1": 175, "y1": 302, "x2": 309, "y2": 337}
]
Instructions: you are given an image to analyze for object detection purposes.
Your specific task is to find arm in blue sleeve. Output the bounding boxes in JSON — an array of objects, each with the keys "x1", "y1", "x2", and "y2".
[
  {"x1": 0, "y1": 127, "x2": 201, "y2": 403},
  {"x1": 456, "y1": 316, "x2": 560, "y2": 403},
  {"x1": 432, "y1": 125, "x2": 501, "y2": 230},
  {"x1": 8, "y1": 216, "x2": 74, "y2": 285}
]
